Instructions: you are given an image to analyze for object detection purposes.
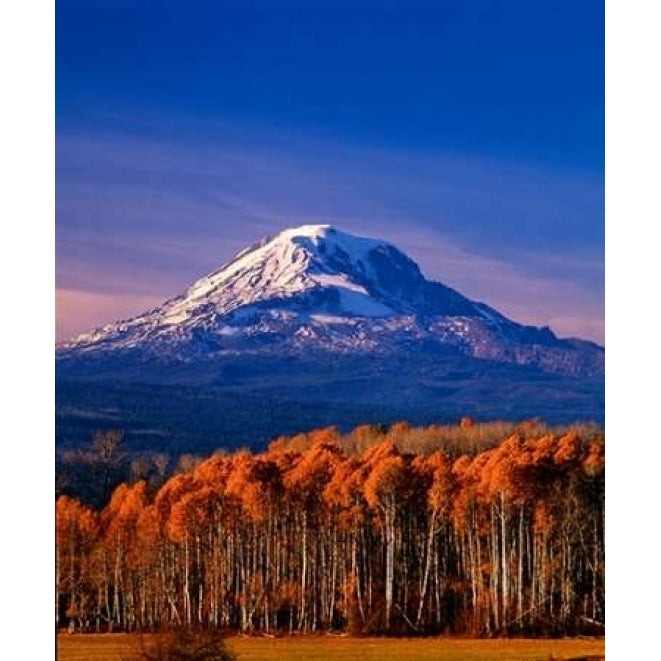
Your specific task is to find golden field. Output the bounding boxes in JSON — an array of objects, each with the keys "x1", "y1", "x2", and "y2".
[{"x1": 56, "y1": 633, "x2": 604, "y2": 661}]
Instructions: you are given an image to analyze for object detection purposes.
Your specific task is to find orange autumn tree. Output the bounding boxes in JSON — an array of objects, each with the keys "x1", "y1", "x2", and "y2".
[
  {"x1": 411, "y1": 451, "x2": 456, "y2": 629},
  {"x1": 55, "y1": 420, "x2": 605, "y2": 636},
  {"x1": 55, "y1": 496, "x2": 98, "y2": 629},
  {"x1": 363, "y1": 440, "x2": 407, "y2": 631},
  {"x1": 283, "y1": 436, "x2": 343, "y2": 631}
]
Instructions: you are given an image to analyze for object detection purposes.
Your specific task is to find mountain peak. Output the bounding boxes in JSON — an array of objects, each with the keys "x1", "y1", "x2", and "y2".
[
  {"x1": 276, "y1": 223, "x2": 333, "y2": 240},
  {"x1": 58, "y1": 223, "x2": 504, "y2": 349},
  {"x1": 271, "y1": 223, "x2": 389, "y2": 249},
  {"x1": 235, "y1": 223, "x2": 398, "y2": 274},
  {"x1": 57, "y1": 225, "x2": 604, "y2": 380},
  {"x1": 180, "y1": 223, "x2": 406, "y2": 318}
]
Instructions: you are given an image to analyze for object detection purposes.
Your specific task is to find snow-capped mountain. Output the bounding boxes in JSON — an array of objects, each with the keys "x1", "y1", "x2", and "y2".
[{"x1": 58, "y1": 224, "x2": 603, "y2": 378}]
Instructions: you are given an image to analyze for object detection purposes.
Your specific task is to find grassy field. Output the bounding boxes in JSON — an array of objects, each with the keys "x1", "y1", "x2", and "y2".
[{"x1": 56, "y1": 633, "x2": 605, "y2": 661}]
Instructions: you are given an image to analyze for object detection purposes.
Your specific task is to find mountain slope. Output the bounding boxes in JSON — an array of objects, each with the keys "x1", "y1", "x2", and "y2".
[
  {"x1": 57, "y1": 224, "x2": 603, "y2": 379},
  {"x1": 57, "y1": 225, "x2": 603, "y2": 451}
]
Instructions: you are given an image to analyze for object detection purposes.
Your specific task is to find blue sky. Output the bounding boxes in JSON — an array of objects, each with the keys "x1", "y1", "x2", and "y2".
[{"x1": 56, "y1": 0, "x2": 604, "y2": 343}]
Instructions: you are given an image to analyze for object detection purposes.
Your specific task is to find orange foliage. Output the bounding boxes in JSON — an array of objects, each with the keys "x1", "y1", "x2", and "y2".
[
  {"x1": 364, "y1": 453, "x2": 405, "y2": 510},
  {"x1": 56, "y1": 420, "x2": 605, "y2": 636}
]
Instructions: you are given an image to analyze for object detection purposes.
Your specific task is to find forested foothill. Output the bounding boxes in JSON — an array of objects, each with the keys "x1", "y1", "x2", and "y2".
[{"x1": 56, "y1": 419, "x2": 604, "y2": 638}]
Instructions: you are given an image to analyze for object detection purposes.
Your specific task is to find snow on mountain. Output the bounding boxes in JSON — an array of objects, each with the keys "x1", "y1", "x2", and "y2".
[{"x1": 57, "y1": 225, "x2": 603, "y2": 378}]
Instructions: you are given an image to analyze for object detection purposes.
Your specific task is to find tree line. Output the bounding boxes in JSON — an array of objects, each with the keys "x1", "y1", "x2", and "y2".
[{"x1": 56, "y1": 421, "x2": 604, "y2": 636}]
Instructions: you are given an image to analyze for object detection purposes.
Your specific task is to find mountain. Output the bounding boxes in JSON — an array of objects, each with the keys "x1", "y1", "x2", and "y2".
[
  {"x1": 56, "y1": 225, "x2": 604, "y2": 451},
  {"x1": 58, "y1": 224, "x2": 602, "y2": 375}
]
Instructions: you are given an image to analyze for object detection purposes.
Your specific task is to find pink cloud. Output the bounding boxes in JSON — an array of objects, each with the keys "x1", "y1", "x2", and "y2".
[{"x1": 56, "y1": 288, "x2": 163, "y2": 343}]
